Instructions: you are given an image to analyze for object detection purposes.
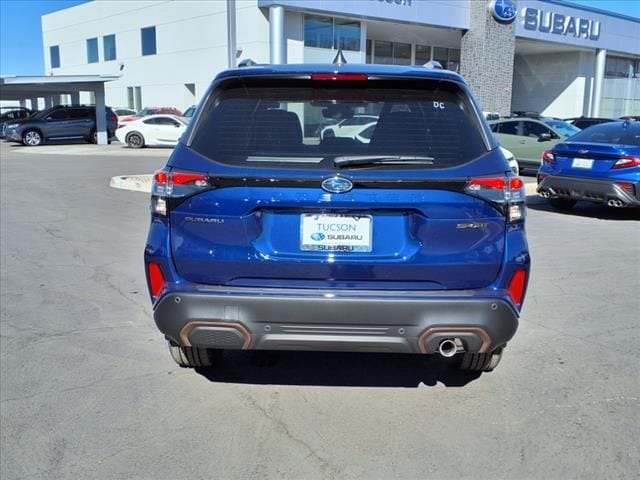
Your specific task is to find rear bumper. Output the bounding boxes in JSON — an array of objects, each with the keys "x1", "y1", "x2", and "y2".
[
  {"x1": 537, "y1": 175, "x2": 640, "y2": 206},
  {"x1": 153, "y1": 287, "x2": 519, "y2": 354}
]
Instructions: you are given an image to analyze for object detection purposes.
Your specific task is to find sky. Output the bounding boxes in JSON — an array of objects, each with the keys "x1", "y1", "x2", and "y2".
[{"x1": 0, "y1": 0, "x2": 639, "y2": 76}]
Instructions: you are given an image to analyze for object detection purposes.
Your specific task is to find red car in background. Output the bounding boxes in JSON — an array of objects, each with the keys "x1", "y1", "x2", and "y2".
[{"x1": 118, "y1": 107, "x2": 183, "y2": 125}]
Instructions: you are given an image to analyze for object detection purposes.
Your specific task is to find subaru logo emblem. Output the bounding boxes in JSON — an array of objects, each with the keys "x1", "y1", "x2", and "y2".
[
  {"x1": 321, "y1": 176, "x2": 353, "y2": 194},
  {"x1": 488, "y1": 0, "x2": 517, "y2": 24},
  {"x1": 311, "y1": 232, "x2": 325, "y2": 241}
]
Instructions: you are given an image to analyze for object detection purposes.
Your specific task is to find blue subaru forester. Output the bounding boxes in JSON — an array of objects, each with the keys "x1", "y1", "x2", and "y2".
[{"x1": 144, "y1": 63, "x2": 530, "y2": 373}]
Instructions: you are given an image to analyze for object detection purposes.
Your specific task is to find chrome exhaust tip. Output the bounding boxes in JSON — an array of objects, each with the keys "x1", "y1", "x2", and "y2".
[
  {"x1": 438, "y1": 339, "x2": 459, "y2": 358},
  {"x1": 608, "y1": 199, "x2": 624, "y2": 207}
]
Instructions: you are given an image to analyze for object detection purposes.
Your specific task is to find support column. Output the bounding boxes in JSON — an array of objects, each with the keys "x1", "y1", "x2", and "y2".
[
  {"x1": 19, "y1": 99, "x2": 27, "y2": 108},
  {"x1": 30, "y1": 98, "x2": 39, "y2": 110},
  {"x1": 70, "y1": 92, "x2": 80, "y2": 105},
  {"x1": 94, "y1": 85, "x2": 108, "y2": 145},
  {"x1": 460, "y1": 2, "x2": 516, "y2": 114},
  {"x1": 227, "y1": 0, "x2": 237, "y2": 68},
  {"x1": 45, "y1": 96, "x2": 55, "y2": 108},
  {"x1": 590, "y1": 49, "x2": 606, "y2": 117},
  {"x1": 269, "y1": 5, "x2": 286, "y2": 64}
]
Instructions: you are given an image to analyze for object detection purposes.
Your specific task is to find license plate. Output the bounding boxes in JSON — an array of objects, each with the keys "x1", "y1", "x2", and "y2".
[
  {"x1": 300, "y1": 214, "x2": 372, "y2": 252},
  {"x1": 572, "y1": 157, "x2": 593, "y2": 169}
]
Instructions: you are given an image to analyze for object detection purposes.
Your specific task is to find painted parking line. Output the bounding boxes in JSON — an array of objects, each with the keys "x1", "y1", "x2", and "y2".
[{"x1": 6, "y1": 145, "x2": 172, "y2": 156}]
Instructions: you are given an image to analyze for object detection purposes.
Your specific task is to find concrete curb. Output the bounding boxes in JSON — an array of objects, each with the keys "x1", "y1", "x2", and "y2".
[
  {"x1": 109, "y1": 173, "x2": 540, "y2": 197},
  {"x1": 109, "y1": 174, "x2": 152, "y2": 193}
]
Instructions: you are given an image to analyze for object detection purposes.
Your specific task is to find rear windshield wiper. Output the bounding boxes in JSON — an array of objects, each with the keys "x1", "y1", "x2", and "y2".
[{"x1": 333, "y1": 155, "x2": 435, "y2": 168}]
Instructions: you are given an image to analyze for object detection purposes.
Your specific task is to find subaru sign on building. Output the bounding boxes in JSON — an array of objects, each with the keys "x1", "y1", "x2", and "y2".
[{"x1": 41, "y1": 0, "x2": 639, "y2": 118}]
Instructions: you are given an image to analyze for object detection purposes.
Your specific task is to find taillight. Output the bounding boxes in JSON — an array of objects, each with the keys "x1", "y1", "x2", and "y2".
[
  {"x1": 541, "y1": 150, "x2": 556, "y2": 165},
  {"x1": 311, "y1": 73, "x2": 368, "y2": 81},
  {"x1": 151, "y1": 168, "x2": 210, "y2": 216},
  {"x1": 612, "y1": 156, "x2": 640, "y2": 169},
  {"x1": 508, "y1": 269, "x2": 527, "y2": 306},
  {"x1": 465, "y1": 176, "x2": 526, "y2": 222},
  {"x1": 110, "y1": 114, "x2": 118, "y2": 122},
  {"x1": 147, "y1": 262, "x2": 166, "y2": 299}
]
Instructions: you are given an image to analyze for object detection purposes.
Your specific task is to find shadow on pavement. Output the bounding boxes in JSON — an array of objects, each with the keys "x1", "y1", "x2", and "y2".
[
  {"x1": 195, "y1": 350, "x2": 481, "y2": 388},
  {"x1": 527, "y1": 194, "x2": 640, "y2": 221}
]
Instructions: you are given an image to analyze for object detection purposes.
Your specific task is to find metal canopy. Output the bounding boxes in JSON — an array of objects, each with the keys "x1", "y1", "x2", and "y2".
[
  {"x1": 0, "y1": 75, "x2": 119, "y2": 98},
  {"x1": 0, "y1": 75, "x2": 120, "y2": 144}
]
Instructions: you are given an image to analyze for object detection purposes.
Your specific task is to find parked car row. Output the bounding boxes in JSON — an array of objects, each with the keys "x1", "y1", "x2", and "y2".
[
  {"x1": 0, "y1": 104, "x2": 195, "y2": 147},
  {"x1": 2, "y1": 104, "x2": 118, "y2": 146}
]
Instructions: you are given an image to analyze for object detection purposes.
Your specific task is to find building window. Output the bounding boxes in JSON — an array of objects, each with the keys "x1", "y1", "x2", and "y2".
[
  {"x1": 50, "y1": 45, "x2": 60, "y2": 68},
  {"x1": 141, "y1": 26, "x2": 157, "y2": 56},
  {"x1": 373, "y1": 41, "x2": 411, "y2": 65},
  {"x1": 304, "y1": 15, "x2": 333, "y2": 49},
  {"x1": 415, "y1": 45, "x2": 431, "y2": 65},
  {"x1": 127, "y1": 86, "x2": 142, "y2": 111},
  {"x1": 103, "y1": 34, "x2": 116, "y2": 61},
  {"x1": 87, "y1": 38, "x2": 99, "y2": 63},
  {"x1": 135, "y1": 86, "x2": 142, "y2": 111},
  {"x1": 605, "y1": 56, "x2": 638, "y2": 78},
  {"x1": 393, "y1": 42, "x2": 411, "y2": 65},
  {"x1": 304, "y1": 15, "x2": 361, "y2": 52},
  {"x1": 334, "y1": 19, "x2": 360, "y2": 52},
  {"x1": 433, "y1": 46, "x2": 460, "y2": 72}
]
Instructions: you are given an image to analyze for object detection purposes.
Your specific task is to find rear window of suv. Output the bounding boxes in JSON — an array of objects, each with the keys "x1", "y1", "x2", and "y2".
[{"x1": 190, "y1": 78, "x2": 488, "y2": 169}]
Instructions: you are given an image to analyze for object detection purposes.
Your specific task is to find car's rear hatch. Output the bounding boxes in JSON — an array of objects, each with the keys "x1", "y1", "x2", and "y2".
[
  {"x1": 552, "y1": 142, "x2": 631, "y2": 176},
  {"x1": 165, "y1": 73, "x2": 512, "y2": 291}
]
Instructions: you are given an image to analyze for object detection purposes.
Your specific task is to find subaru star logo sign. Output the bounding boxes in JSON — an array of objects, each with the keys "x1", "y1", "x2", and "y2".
[
  {"x1": 321, "y1": 176, "x2": 353, "y2": 194},
  {"x1": 489, "y1": 0, "x2": 517, "y2": 24}
]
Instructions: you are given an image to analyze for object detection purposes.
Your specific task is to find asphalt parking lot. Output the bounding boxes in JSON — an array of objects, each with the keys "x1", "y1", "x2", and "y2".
[{"x1": 1, "y1": 140, "x2": 639, "y2": 480}]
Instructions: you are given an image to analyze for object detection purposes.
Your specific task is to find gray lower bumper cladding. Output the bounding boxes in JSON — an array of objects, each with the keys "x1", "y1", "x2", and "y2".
[{"x1": 154, "y1": 288, "x2": 519, "y2": 355}]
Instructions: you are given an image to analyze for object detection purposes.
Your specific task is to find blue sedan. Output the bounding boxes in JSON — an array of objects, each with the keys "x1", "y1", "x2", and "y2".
[{"x1": 537, "y1": 121, "x2": 640, "y2": 209}]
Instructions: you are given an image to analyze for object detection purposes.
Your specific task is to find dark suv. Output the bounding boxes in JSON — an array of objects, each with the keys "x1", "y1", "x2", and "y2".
[
  {"x1": 4, "y1": 105, "x2": 117, "y2": 146},
  {"x1": 145, "y1": 64, "x2": 531, "y2": 373}
]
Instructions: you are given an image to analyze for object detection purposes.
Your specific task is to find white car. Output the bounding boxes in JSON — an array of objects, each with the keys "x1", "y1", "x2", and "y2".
[
  {"x1": 320, "y1": 115, "x2": 378, "y2": 140},
  {"x1": 115, "y1": 114, "x2": 187, "y2": 148},
  {"x1": 500, "y1": 146, "x2": 519, "y2": 175}
]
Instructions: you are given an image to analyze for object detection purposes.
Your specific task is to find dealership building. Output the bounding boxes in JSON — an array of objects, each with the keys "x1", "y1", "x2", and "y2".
[{"x1": 39, "y1": 0, "x2": 639, "y2": 117}]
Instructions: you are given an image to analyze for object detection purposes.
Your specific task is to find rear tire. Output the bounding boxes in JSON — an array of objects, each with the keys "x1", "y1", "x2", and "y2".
[
  {"x1": 126, "y1": 132, "x2": 145, "y2": 149},
  {"x1": 550, "y1": 197, "x2": 576, "y2": 210},
  {"x1": 168, "y1": 343, "x2": 222, "y2": 368},
  {"x1": 459, "y1": 349, "x2": 503, "y2": 372}
]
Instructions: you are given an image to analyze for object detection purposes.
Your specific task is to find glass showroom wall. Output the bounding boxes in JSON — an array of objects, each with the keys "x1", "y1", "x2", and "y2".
[
  {"x1": 365, "y1": 40, "x2": 460, "y2": 71},
  {"x1": 303, "y1": 15, "x2": 362, "y2": 63},
  {"x1": 602, "y1": 55, "x2": 640, "y2": 117}
]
